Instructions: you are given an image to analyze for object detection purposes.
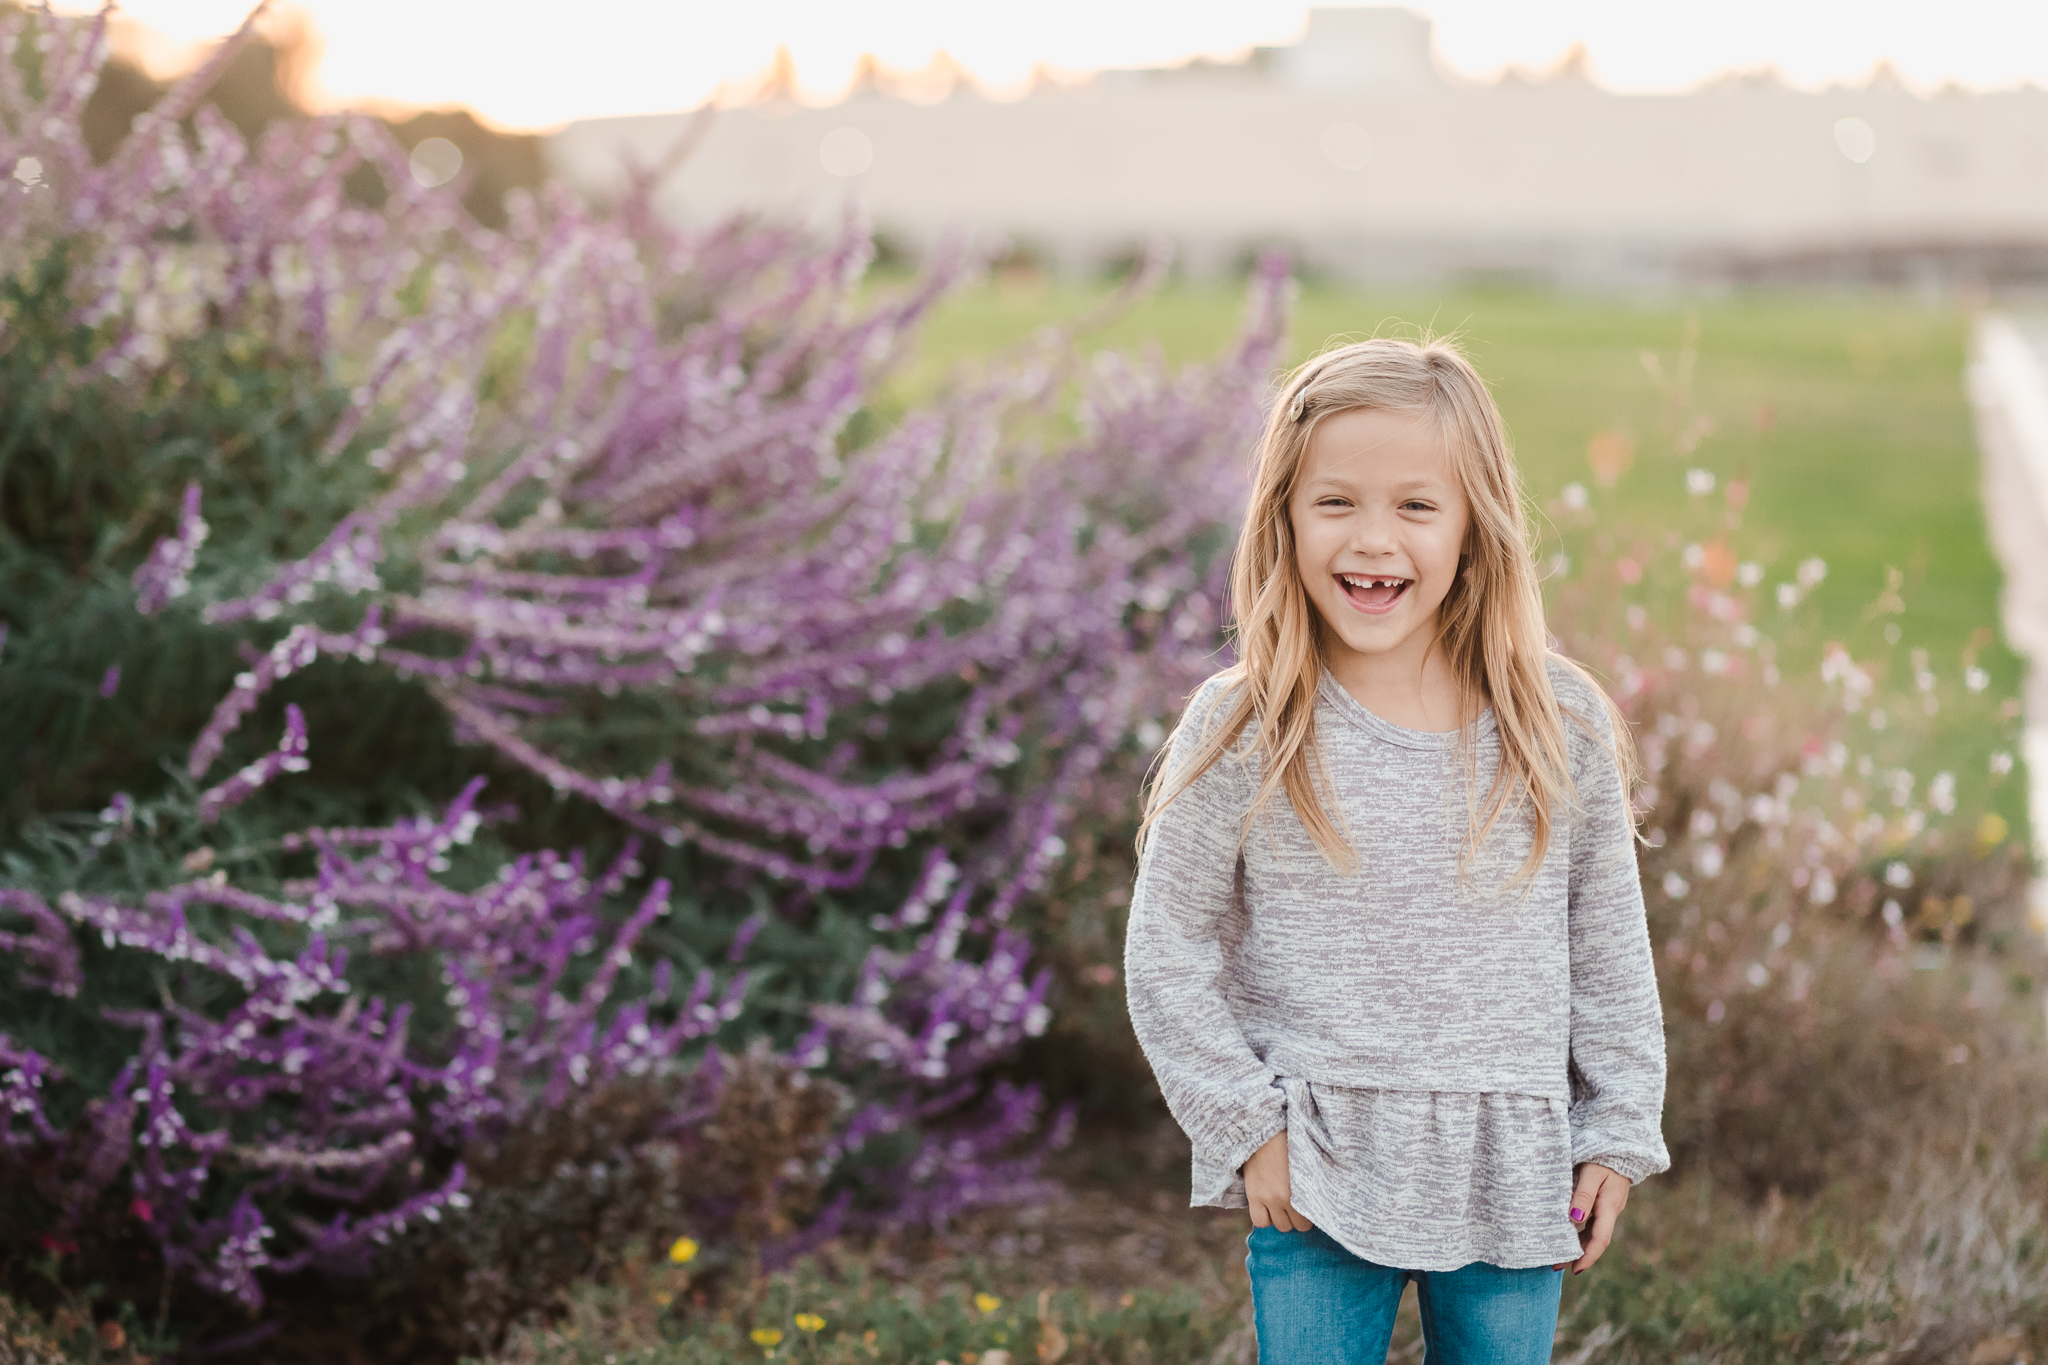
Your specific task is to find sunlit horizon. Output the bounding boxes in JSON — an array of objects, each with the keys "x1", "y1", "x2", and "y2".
[{"x1": 55, "y1": 0, "x2": 2048, "y2": 133}]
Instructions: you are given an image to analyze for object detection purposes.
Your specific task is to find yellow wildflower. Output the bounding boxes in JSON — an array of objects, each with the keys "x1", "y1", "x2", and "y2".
[
  {"x1": 668, "y1": 1236, "x2": 700, "y2": 1264},
  {"x1": 974, "y1": 1292, "x2": 1001, "y2": 1314},
  {"x1": 1979, "y1": 812, "x2": 2010, "y2": 849},
  {"x1": 795, "y1": 1313, "x2": 826, "y2": 1332},
  {"x1": 751, "y1": 1328, "x2": 785, "y2": 1347},
  {"x1": 653, "y1": 1290, "x2": 674, "y2": 1307}
]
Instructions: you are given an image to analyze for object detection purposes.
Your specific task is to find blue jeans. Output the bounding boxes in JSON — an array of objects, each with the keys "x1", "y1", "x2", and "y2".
[{"x1": 1246, "y1": 1225, "x2": 1562, "y2": 1364}]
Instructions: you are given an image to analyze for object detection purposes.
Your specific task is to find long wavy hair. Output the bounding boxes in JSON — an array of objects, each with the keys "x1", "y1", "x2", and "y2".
[{"x1": 1139, "y1": 335, "x2": 1637, "y2": 884}]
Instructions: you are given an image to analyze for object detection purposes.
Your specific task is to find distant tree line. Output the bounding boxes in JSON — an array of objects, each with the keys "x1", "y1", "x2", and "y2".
[{"x1": 75, "y1": 15, "x2": 543, "y2": 228}]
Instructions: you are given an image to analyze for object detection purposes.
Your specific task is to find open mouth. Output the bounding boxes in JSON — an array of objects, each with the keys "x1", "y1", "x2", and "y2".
[{"x1": 1337, "y1": 573, "x2": 1412, "y2": 612}]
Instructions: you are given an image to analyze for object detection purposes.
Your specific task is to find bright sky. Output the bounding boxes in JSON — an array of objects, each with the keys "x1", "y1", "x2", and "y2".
[{"x1": 64, "y1": 0, "x2": 2048, "y2": 132}]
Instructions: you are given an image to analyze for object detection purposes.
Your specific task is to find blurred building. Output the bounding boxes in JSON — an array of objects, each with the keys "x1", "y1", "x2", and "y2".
[{"x1": 545, "y1": 7, "x2": 2048, "y2": 287}]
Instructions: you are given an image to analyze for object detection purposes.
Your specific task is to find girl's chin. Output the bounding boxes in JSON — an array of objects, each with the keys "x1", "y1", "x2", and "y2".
[{"x1": 1317, "y1": 598, "x2": 1432, "y2": 656}]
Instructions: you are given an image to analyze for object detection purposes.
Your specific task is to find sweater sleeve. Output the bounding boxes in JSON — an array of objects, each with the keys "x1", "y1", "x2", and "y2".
[
  {"x1": 1561, "y1": 683, "x2": 1672, "y2": 1185},
  {"x1": 1123, "y1": 678, "x2": 1289, "y2": 1188}
]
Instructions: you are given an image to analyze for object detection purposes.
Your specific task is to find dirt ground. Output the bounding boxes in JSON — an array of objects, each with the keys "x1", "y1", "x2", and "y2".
[{"x1": 838, "y1": 1120, "x2": 1432, "y2": 1362}]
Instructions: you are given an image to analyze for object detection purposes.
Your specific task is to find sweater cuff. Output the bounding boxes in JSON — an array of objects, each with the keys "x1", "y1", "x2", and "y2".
[
  {"x1": 1213, "y1": 1094, "x2": 1290, "y2": 1178},
  {"x1": 1575, "y1": 1151, "x2": 1661, "y2": 1185}
]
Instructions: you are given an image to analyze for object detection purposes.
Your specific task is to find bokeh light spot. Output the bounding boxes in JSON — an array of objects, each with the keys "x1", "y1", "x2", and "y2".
[
  {"x1": 1833, "y1": 117, "x2": 1876, "y2": 164},
  {"x1": 819, "y1": 126, "x2": 874, "y2": 177},
  {"x1": 409, "y1": 137, "x2": 464, "y2": 188}
]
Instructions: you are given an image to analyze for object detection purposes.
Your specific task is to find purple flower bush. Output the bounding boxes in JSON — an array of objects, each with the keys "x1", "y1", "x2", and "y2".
[
  {"x1": 3, "y1": 774, "x2": 738, "y2": 1308},
  {"x1": 0, "y1": 6, "x2": 1283, "y2": 1338}
]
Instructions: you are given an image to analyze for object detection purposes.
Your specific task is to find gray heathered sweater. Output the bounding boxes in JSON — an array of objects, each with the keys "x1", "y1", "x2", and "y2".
[{"x1": 1122, "y1": 660, "x2": 1670, "y2": 1270}]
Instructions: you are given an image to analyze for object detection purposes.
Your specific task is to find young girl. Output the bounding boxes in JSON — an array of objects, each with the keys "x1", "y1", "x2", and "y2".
[{"x1": 1123, "y1": 337, "x2": 1667, "y2": 1364}]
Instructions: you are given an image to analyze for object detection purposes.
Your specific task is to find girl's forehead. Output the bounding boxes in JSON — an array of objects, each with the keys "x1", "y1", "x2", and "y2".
[{"x1": 1298, "y1": 407, "x2": 1452, "y2": 483}]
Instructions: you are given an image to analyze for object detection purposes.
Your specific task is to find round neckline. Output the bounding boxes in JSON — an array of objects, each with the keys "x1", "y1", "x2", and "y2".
[{"x1": 1316, "y1": 667, "x2": 1496, "y2": 751}]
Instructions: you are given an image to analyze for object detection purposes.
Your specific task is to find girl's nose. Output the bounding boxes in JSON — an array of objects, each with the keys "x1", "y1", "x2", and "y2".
[{"x1": 1347, "y1": 510, "x2": 1398, "y2": 555}]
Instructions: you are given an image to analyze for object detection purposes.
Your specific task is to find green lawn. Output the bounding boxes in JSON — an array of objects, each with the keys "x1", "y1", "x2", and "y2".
[{"x1": 895, "y1": 276, "x2": 2023, "y2": 820}]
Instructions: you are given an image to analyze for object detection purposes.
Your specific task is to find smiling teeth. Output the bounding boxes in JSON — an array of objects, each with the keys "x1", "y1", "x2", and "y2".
[{"x1": 1340, "y1": 574, "x2": 1408, "y2": 588}]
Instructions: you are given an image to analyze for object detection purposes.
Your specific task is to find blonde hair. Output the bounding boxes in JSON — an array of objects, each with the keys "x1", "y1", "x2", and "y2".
[{"x1": 1139, "y1": 335, "x2": 1637, "y2": 885}]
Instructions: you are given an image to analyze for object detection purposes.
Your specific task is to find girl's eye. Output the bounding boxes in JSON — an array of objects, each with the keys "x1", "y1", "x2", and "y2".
[{"x1": 1402, "y1": 501, "x2": 1435, "y2": 512}]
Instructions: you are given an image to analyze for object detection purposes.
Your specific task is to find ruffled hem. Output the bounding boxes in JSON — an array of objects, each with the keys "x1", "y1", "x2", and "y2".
[{"x1": 1193, "y1": 1080, "x2": 1587, "y2": 1271}]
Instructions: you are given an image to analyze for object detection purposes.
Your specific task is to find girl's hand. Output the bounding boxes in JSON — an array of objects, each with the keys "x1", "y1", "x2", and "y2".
[
  {"x1": 1243, "y1": 1130, "x2": 1314, "y2": 1232},
  {"x1": 1552, "y1": 1162, "x2": 1629, "y2": 1274}
]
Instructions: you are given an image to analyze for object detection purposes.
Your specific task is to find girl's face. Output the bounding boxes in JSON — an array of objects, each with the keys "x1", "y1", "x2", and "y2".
[{"x1": 1288, "y1": 405, "x2": 1472, "y2": 673}]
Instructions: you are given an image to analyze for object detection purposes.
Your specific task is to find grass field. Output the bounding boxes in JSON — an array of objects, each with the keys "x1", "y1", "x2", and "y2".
[{"x1": 896, "y1": 276, "x2": 2024, "y2": 821}]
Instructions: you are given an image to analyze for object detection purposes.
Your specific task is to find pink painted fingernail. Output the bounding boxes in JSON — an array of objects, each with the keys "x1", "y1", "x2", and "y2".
[{"x1": 1570, "y1": 1207, "x2": 1585, "y2": 1221}]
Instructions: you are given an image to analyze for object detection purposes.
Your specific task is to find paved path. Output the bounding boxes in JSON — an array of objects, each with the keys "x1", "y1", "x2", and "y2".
[{"x1": 1967, "y1": 314, "x2": 2048, "y2": 923}]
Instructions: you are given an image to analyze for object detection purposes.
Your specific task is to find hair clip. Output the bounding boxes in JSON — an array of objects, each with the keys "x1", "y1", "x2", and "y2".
[{"x1": 1287, "y1": 390, "x2": 1307, "y2": 423}]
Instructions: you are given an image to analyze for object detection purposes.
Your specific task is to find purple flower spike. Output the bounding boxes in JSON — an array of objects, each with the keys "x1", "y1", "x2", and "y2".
[
  {"x1": 133, "y1": 482, "x2": 209, "y2": 616},
  {"x1": 197, "y1": 704, "x2": 311, "y2": 823},
  {"x1": 99, "y1": 665, "x2": 120, "y2": 698}
]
